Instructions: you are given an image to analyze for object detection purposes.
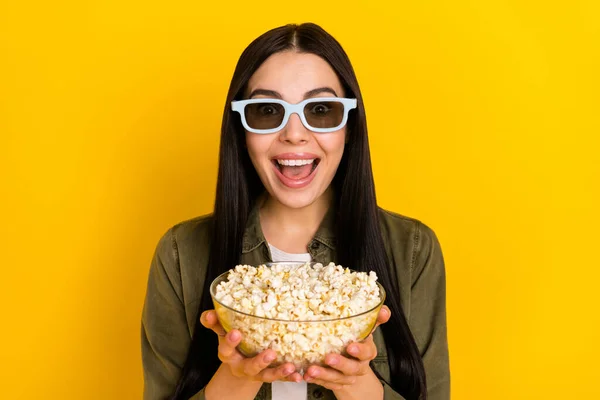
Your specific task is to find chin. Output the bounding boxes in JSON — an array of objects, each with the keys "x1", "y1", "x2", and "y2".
[{"x1": 268, "y1": 186, "x2": 322, "y2": 209}]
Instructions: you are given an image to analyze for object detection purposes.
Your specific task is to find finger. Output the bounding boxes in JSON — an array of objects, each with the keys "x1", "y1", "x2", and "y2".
[
  {"x1": 324, "y1": 353, "x2": 369, "y2": 376},
  {"x1": 258, "y1": 363, "x2": 296, "y2": 383},
  {"x1": 374, "y1": 305, "x2": 391, "y2": 329},
  {"x1": 200, "y1": 310, "x2": 226, "y2": 336},
  {"x1": 241, "y1": 349, "x2": 277, "y2": 376},
  {"x1": 304, "y1": 366, "x2": 356, "y2": 386},
  {"x1": 283, "y1": 372, "x2": 303, "y2": 383},
  {"x1": 217, "y1": 330, "x2": 243, "y2": 362},
  {"x1": 304, "y1": 378, "x2": 348, "y2": 391},
  {"x1": 346, "y1": 337, "x2": 378, "y2": 362}
]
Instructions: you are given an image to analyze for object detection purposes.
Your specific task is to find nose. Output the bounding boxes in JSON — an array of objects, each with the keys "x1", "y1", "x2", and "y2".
[{"x1": 279, "y1": 112, "x2": 310, "y2": 145}]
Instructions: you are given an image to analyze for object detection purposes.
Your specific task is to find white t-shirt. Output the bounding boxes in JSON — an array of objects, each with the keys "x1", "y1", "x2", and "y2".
[{"x1": 268, "y1": 243, "x2": 311, "y2": 400}]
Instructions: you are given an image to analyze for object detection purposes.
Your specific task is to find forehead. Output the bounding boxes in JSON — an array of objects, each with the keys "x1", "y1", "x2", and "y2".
[{"x1": 245, "y1": 51, "x2": 344, "y2": 100}]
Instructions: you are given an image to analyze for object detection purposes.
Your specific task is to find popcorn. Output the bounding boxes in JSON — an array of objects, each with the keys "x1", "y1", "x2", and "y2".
[{"x1": 212, "y1": 262, "x2": 383, "y2": 371}]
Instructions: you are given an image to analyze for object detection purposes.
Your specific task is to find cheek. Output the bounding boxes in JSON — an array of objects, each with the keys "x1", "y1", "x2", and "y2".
[
  {"x1": 318, "y1": 131, "x2": 346, "y2": 164},
  {"x1": 245, "y1": 133, "x2": 270, "y2": 166}
]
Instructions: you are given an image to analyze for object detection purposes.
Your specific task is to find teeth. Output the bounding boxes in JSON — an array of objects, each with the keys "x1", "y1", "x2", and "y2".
[{"x1": 276, "y1": 159, "x2": 315, "y2": 166}]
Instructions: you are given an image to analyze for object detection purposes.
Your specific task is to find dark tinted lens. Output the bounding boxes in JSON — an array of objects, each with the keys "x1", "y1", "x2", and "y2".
[
  {"x1": 303, "y1": 101, "x2": 344, "y2": 129},
  {"x1": 244, "y1": 102, "x2": 285, "y2": 130}
]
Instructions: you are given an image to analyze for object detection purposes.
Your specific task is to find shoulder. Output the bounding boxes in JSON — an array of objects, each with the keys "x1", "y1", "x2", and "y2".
[
  {"x1": 377, "y1": 207, "x2": 441, "y2": 270},
  {"x1": 377, "y1": 207, "x2": 421, "y2": 234},
  {"x1": 377, "y1": 207, "x2": 438, "y2": 244},
  {"x1": 153, "y1": 214, "x2": 214, "y2": 271},
  {"x1": 168, "y1": 213, "x2": 214, "y2": 247},
  {"x1": 151, "y1": 214, "x2": 214, "y2": 312}
]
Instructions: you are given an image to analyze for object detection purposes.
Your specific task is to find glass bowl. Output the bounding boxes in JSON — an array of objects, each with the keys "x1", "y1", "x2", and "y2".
[{"x1": 210, "y1": 261, "x2": 386, "y2": 372}]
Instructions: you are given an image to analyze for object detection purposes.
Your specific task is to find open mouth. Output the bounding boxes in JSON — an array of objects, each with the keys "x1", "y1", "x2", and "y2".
[{"x1": 272, "y1": 158, "x2": 321, "y2": 181}]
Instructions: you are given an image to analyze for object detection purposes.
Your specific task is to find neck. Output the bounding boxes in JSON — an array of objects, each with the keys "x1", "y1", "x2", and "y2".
[{"x1": 259, "y1": 189, "x2": 333, "y2": 253}]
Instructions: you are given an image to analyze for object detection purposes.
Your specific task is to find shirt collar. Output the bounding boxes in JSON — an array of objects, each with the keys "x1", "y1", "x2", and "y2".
[{"x1": 241, "y1": 199, "x2": 337, "y2": 253}]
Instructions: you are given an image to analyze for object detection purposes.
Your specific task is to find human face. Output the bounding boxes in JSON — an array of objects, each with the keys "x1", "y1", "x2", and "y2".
[{"x1": 243, "y1": 51, "x2": 347, "y2": 210}]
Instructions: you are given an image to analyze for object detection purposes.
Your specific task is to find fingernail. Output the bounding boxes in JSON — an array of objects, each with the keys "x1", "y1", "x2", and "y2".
[
  {"x1": 348, "y1": 345, "x2": 359, "y2": 354},
  {"x1": 264, "y1": 353, "x2": 275, "y2": 362},
  {"x1": 310, "y1": 369, "x2": 319, "y2": 377},
  {"x1": 229, "y1": 331, "x2": 240, "y2": 341},
  {"x1": 327, "y1": 356, "x2": 338, "y2": 366}
]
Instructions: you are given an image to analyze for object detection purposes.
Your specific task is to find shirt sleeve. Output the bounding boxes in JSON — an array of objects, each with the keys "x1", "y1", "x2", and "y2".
[
  {"x1": 409, "y1": 222, "x2": 451, "y2": 399},
  {"x1": 141, "y1": 228, "x2": 206, "y2": 400}
]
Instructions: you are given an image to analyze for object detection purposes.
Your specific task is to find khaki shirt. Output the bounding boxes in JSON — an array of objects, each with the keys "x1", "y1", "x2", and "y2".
[{"x1": 142, "y1": 205, "x2": 450, "y2": 399}]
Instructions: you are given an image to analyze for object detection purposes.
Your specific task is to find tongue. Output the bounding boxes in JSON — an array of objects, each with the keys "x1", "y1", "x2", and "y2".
[{"x1": 280, "y1": 163, "x2": 313, "y2": 180}]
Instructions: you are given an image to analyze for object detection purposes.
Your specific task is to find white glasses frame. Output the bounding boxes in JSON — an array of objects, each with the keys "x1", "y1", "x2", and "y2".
[{"x1": 231, "y1": 97, "x2": 358, "y2": 134}]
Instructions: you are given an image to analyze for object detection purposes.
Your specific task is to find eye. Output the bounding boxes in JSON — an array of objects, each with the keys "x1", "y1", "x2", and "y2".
[
  {"x1": 309, "y1": 103, "x2": 331, "y2": 115},
  {"x1": 257, "y1": 104, "x2": 279, "y2": 116}
]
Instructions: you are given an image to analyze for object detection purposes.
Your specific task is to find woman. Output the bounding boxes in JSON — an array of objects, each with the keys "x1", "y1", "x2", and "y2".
[{"x1": 142, "y1": 23, "x2": 450, "y2": 400}]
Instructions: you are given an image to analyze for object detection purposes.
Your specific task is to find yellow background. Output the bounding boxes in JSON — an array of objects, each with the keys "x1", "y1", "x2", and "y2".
[{"x1": 1, "y1": 1, "x2": 599, "y2": 398}]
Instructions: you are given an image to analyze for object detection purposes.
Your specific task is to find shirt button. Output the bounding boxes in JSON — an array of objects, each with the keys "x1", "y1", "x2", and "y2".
[
  {"x1": 310, "y1": 242, "x2": 320, "y2": 250},
  {"x1": 313, "y1": 388, "x2": 323, "y2": 398}
]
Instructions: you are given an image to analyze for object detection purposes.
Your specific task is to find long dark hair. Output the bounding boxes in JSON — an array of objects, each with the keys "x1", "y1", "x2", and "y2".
[{"x1": 171, "y1": 23, "x2": 427, "y2": 400}]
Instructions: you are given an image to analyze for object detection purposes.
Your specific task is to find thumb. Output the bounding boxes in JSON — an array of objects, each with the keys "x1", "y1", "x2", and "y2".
[
  {"x1": 200, "y1": 310, "x2": 227, "y2": 336},
  {"x1": 375, "y1": 305, "x2": 391, "y2": 328}
]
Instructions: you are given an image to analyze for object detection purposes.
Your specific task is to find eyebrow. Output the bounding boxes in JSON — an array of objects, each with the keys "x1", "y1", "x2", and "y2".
[{"x1": 248, "y1": 86, "x2": 339, "y2": 99}]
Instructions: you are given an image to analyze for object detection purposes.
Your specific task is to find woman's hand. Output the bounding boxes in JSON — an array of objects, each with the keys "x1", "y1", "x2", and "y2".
[
  {"x1": 302, "y1": 305, "x2": 391, "y2": 397},
  {"x1": 201, "y1": 310, "x2": 303, "y2": 383}
]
